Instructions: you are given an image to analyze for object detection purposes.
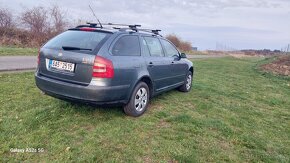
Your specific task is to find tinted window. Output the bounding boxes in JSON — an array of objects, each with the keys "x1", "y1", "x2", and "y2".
[
  {"x1": 144, "y1": 37, "x2": 164, "y2": 57},
  {"x1": 44, "y1": 30, "x2": 110, "y2": 53},
  {"x1": 160, "y1": 39, "x2": 179, "y2": 57},
  {"x1": 112, "y1": 35, "x2": 140, "y2": 56}
]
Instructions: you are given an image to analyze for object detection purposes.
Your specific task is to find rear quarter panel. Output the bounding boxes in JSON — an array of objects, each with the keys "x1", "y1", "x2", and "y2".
[{"x1": 97, "y1": 33, "x2": 150, "y2": 101}]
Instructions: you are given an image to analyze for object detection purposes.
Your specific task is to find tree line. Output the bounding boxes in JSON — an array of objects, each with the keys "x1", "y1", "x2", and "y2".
[{"x1": 0, "y1": 5, "x2": 68, "y2": 47}]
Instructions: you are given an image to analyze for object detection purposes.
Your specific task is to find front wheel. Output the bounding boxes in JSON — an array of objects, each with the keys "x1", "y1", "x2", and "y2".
[
  {"x1": 178, "y1": 71, "x2": 193, "y2": 92},
  {"x1": 123, "y1": 82, "x2": 150, "y2": 117}
]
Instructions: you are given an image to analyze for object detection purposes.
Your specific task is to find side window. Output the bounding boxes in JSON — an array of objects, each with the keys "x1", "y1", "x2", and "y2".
[
  {"x1": 143, "y1": 37, "x2": 164, "y2": 57},
  {"x1": 141, "y1": 37, "x2": 150, "y2": 56},
  {"x1": 160, "y1": 39, "x2": 179, "y2": 57},
  {"x1": 112, "y1": 35, "x2": 140, "y2": 56}
]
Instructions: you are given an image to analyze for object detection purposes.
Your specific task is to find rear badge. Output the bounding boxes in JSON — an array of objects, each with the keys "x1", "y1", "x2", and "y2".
[{"x1": 82, "y1": 58, "x2": 89, "y2": 64}]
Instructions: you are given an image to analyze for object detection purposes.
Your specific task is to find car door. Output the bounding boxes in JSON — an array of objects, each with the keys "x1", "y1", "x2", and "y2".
[
  {"x1": 141, "y1": 36, "x2": 172, "y2": 92},
  {"x1": 160, "y1": 38, "x2": 188, "y2": 85}
]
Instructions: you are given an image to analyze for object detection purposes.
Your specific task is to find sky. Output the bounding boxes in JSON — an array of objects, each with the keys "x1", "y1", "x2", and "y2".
[{"x1": 1, "y1": 0, "x2": 290, "y2": 50}]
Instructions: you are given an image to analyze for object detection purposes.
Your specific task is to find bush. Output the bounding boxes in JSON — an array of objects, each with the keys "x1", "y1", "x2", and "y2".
[{"x1": 166, "y1": 34, "x2": 192, "y2": 52}]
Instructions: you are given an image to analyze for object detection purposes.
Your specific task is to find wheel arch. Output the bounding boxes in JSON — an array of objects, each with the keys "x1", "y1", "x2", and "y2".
[
  {"x1": 137, "y1": 76, "x2": 154, "y2": 98},
  {"x1": 189, "y1": 66, "x2": 194, "y2": 75}
]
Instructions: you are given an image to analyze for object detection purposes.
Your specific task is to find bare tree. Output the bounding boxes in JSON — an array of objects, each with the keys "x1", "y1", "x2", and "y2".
[
  {"x1": 1, "y1": 5, "x2": 71, "y2": 47},
  {"x1": 50, "y1": 5, "x2": 68, "y2": 34},
  {"x1": 20, "y1": 6, "x2": 48, "y2": 34},
  {"x1": 166, "y1": 34, "x2": 181, "y2": 48},
  {"x1": 0, "y1": 8, "x2": 14, "y2": 28},
  {"x1": 179, "y1": 41, "x2": 192, "y2": 51},
  {"x1": 166, "y1": 34, "x2": 192, "y2": 52}
]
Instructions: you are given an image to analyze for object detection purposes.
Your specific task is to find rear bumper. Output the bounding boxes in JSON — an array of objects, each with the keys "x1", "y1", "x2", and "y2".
[{"x1": 35, "y1": 72, "x2": 130, "y2": 105}]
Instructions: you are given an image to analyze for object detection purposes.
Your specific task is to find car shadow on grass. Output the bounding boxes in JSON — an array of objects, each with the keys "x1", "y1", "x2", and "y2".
[
  {"x1": 49, "y1": 88, "x2": 183, "y2": 118},
  {"x1": 56, "y1": 99, "x2": 125, "y2": 118}
]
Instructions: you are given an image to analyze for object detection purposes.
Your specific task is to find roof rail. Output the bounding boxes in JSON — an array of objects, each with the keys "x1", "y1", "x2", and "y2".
[
  {"x1": 85, "y1": 22, "x2": 102, "y2": 28},
  {"x1": 138, "y1": 29, "x2": 162, "y2": 35},
  {"x1": 104, "y1": 23, "x2": 141, "y2": 32},
  {"x1": 75, "y1": 22, "x2": 162, "y2": 36},
  {"x1": 84, "y1": 22, "x2": 142, "y2": 31}
]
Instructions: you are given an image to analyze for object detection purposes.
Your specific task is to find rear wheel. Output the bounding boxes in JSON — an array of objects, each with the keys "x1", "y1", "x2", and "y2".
[
  {"x1": 178, "y1": 71, "x2": 193, "y2": 92},
  {"x1": 124, "y1": 82, "x2": 149, "y2": 117}
]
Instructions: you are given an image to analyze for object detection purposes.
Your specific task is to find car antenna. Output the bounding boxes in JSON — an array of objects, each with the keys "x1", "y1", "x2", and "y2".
[{"x1": 88, "y1": 5, "x2": 103, "y2": 28}]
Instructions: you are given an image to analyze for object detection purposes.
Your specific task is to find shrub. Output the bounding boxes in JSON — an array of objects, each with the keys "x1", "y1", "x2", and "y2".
[{"x1": 166, "y1": 34, "x2": 192, "y2": 52}]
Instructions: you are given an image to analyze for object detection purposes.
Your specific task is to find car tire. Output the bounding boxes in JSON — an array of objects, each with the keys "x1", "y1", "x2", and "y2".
[
  {"x1": 124, "y1": 82, "x2": 150, "y2": 117},
  {"x1": 178, "y1": 71, "x2": 193, "y2": 92}
]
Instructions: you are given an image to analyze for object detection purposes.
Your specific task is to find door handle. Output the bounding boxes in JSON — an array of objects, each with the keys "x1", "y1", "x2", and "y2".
[
  {"x1": 148, "y1": 62, "x2": 154, "y2": 67},
  {"x1": 171, "y1": 61, "x2": 174, "y2": 64}
]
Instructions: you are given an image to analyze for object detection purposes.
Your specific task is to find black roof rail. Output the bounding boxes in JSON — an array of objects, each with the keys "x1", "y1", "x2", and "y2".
[
  {"x1": 74, "y1": 22, "x2": 162, "y2": 36},
  {"x1": 85, "y1": 22, "x2": 102, "y2": 28},
  {"x1": 82, "y1": 22, "x2": 142, "y2": 32},
  {"x1": 104, "y1": 23, "x2": 141, "y2": 32},
  {"x1": 152, "y1": 29, "x2": 161, "y2": 35},
  {"x1": 75, "y1": 22, "x2": 102, "y2": 29},
  {"x1": 105, "y1": 23, "x2": 141, "y2": 27},
  {"x1": 138, "y1": 29, "x2": 162, "y2": 35}
]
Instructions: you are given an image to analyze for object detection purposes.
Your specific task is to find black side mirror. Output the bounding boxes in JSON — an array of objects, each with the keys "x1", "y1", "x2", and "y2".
[{"x1": 180, "y1": 53, "x2": 187, "y2": 58}]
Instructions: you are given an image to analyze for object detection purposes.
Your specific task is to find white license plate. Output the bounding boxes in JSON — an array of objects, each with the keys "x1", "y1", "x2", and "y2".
[{"x1": 49, "y1": 60, "x2": 75, "y2": 72}]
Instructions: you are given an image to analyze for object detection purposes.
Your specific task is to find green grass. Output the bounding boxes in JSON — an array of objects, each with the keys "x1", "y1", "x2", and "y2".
[
  {"x1": 0, "y1": 46, "x2": 38, "y2": 56},
  {"x1": 0, "y1": 57, "x2": 289, "y2": 162}
]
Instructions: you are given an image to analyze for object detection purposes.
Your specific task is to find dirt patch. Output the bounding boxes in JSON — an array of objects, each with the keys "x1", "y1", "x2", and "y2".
[
  {"x1": 261, "y1": 55, "x2": 290, "y2": 76},
  {"x1": 156, "y1": 119, "x2": 171, "y2": 128},
  {"x1": 142, "y1": 156, "x2": 153, "y2": 163}
]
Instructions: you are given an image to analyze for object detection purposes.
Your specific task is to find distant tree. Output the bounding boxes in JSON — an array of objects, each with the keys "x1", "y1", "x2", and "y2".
[
  {"x1": 50, "y1": 5, "x2": 68, "y2": 34},
  {"x1": 20, "y1": 6, "x2": 49, "y2": 34},
  {"x1": 166, "y1": 34, "x2": 192, "y2": 52},
  {"x1": 166, "y1": 34, "x2": 181, "y2": 48},
  {"x1": 0, "y1": 8, "x2": 14, "y2": 28},
  {"x1": 179, "y1": 41, "x2": 192, "y2": 51}
]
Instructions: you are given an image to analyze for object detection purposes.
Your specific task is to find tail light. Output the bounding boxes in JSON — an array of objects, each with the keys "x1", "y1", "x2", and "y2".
[{"x1": 92, "y1": 56, "x2": 114, "y2": 78}]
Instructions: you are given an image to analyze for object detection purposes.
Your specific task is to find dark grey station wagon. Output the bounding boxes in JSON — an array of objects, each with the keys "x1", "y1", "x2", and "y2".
[{"x1": 35, "y1": 23, "x2": 194, "y2": 117}]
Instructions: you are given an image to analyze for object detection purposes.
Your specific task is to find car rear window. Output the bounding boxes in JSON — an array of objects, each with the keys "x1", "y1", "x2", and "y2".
[{"x1": 43, "y1": 30, "x2": 111, "y2": 53}]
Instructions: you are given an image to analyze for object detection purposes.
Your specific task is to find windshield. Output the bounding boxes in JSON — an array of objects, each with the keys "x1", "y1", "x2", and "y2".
[{"x1": 43, "y1": 30, "x2": 111, "y2": 53}]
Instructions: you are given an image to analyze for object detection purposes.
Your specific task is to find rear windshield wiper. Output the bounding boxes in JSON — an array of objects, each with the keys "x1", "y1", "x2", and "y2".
[{"x1": 62, "y1": 46, "x2": 92, "y2": 51}]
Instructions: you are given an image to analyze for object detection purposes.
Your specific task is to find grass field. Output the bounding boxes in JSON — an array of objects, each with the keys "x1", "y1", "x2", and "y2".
[
  {"x1": 0, "y1": 57, "x2": 289, "y2": 162},
  {"x1": 0, "y1": 46, "x2": 38, "y2": 56}
]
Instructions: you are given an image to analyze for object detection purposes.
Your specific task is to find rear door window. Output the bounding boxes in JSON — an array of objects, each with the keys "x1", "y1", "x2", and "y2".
[
  {"x1": 143, "y1": 37, "x2": 164, "y2": 57},
  {"x1": 112, "y1": 35, "x2": 141, "y2": 56},
  {"x1": 160, "y1": 39, "x2": 179, "y2": 57},
  {"x1": 141, "y1": 37, "x2": 150, "y2": 56},
  {"x1": 43, "y1": 30, "x2": 111, "y2": 53}
]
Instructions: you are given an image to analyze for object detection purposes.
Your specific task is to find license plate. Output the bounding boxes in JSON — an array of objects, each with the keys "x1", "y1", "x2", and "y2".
[{"x1": 49, "y1": 59, "x2": 75, "y2": 72}]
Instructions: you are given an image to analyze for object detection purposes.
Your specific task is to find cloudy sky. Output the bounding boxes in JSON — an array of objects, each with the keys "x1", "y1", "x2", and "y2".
[{"x1": 1, "y1": 0, "x2": 290, "y2": 50}]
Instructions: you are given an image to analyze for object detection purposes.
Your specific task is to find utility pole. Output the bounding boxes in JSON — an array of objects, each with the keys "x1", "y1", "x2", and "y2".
[{"x1": 287, "y1": 44, "x2": 290, "y2": 54}]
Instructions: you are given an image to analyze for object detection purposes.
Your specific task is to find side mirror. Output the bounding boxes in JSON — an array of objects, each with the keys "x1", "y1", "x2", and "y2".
[{"x1": 180, "y1": 53, "x2": 187, "y2": 58}]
